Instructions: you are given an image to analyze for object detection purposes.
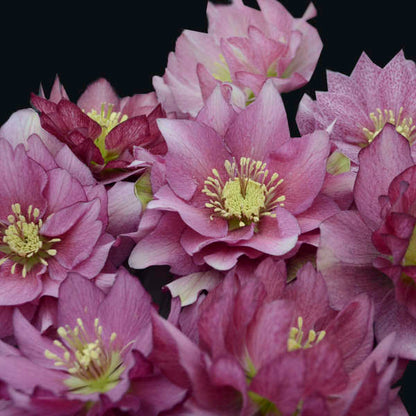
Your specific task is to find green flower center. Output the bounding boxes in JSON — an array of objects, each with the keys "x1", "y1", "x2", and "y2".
[
  {"x1": 202, "y1": 157, "x2": 285, "y2": 231},
  {"x1": 211, "y1": 54, "x2": 232, "y2": 83},
  {"x1": 45, "y1": 318, "x2": 125, "y2": 395},
  {"x1": 86, "y1": 103, "x2": 128, "y2": 163},
  {"x1": 0, "y1": 203, "x2": 59, "y2": 277},
  {"x1": 362, "y1": 107, "x2": 416, "y2": 145}
]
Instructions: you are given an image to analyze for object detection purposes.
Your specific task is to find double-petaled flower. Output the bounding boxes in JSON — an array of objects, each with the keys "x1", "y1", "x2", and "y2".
[
  {"x1": 0, "y1": 136, "x2": 113, "y2": 336},
  {"x1": 31, "y1": 77, "x2": 167, "y2": 181},
  {"x1": 154, "y1": 0, "x2": 322, "y2": 117},
  {"x1": 129, "y1": 82, "x2": 335, "y2": 297}
]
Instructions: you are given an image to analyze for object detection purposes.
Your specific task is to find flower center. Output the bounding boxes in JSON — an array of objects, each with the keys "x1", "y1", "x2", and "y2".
[
  {"x1": 287, "y1": 316, "x2": 326, "y2": 352},
  {"x1": 0, "y1": 203, "x2": 59, "y2": 277},
  {"x1": 87, "y1": 103, "x2": 128, "y2": 163},
  {"x1": 202, "y1": 157, "x2": 285, "y2": 230},
  {"x1": 211, "y1": 54, "x2": 232, "y2": 83},
  {"x1": 45, "y1": 318, "x2": 125, "y2": 395},
  {"x1": 362, "y1": 107, "x2": 416, "y2": 144}
]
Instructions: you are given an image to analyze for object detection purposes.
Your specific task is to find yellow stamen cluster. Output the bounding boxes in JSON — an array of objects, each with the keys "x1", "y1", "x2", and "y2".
[
  {"x1": 87, "y1": 103, "x2": 128, "y2": 134},
  {"x1": 202, "y1": 157, "x2": 285, "y2": 230},
  {"x1": 0, "y1": 203, "x2": 59, "y2": 277},
  {"x1": 362, "y1": 107, "x2": 416, "y2": 144},
  {"x1": 287, "y1": 316, "x2": 326, "y2": 352},
  {"x1": 45, "y1": 318, "x2": 124, "y2": 395}
]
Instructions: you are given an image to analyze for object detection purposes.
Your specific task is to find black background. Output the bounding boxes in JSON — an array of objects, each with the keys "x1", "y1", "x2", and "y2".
[{"x1": 1, "y1": 0, "x2": 416, "y2": 413}]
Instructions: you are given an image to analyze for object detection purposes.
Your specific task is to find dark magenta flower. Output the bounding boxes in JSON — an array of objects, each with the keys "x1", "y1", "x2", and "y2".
[
  {"x1": 150, "y1": 260, "x2": 405, "y2": 415},
  {"x1": 31, "y1": 77, "x2": 167, "y2": 181}
]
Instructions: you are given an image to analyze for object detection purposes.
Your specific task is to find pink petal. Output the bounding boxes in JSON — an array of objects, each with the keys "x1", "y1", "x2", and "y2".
[
  {"x1": 57, "y1": 272, "x2": 105, "y2": 331},
  {"x1": 239, "y1": 207, "x2": 300, "y2": 256},
  {"x1": 375, "y1": 290, "x2": 416, "y2": 360},
  {"x1": 165, "y1": 270, "x2": 223, "y2": 306},
  {"x1": 269, "y1": 130, "x2": 330, "y2": 215},
  {"x1": 0, "y1": 140, "x2": 48, "y2": 220},
  {"x1": 128, "y1": 212, "x2": 199, "y2": 275},
  {"x1": 317, "y1": 211, "x2": 392, "y2": 310},
  {"x1": 158, "y1": 118, "x2": 230, "y2": 201},
  {"x1": 355, "y1": 125, "x2": 414, "y2": 230},
  {"x1": 225, "y1": 80, "x2": 290, "y2": 159},
  {"x1": 77, "y1": 78, "x2": 120, "y2": 113}
]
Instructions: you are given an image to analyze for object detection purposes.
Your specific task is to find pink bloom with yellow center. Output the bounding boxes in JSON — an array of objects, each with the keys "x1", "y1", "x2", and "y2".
[
  {"x1": 0, "y1": 136, "x2": 113, "y2": 314},
  {"x1": 0, "y1": 269, "x2": 185, "y2": 415},
  {"x1": 129, "y1": 82, "x2": 334, "y2": 287}
]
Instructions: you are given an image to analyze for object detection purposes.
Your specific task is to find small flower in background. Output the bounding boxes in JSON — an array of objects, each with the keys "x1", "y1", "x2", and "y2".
[
  {"x1": 31, "y1": 77, "x2": 167, "y2": 182},
  {"x1": 154, "y1": 0, "x2": 322, "y2": 117},
  {"x1": 150, "y1": 260, "x2": 405, "y2": 415},
  {"x1": 0, "y1": 137, "x2": 113, "y2": 337},
  {"x1": 0, "y1": 269, "x2": 185, "y2": 415},
  {"x1": 297, "y1": 51, "x2": 416, "y2": 164},
  {"x1": 317, "y1": 125, "x2": 416, "y2": 360},
  {"x1": 129, "y1": 81, "x2": 337, "y2": 303}
]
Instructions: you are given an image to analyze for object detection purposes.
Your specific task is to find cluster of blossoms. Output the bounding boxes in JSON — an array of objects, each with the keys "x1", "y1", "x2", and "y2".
[{"x1": 0, "y1": 0, "x2": 414, "y2": 415}]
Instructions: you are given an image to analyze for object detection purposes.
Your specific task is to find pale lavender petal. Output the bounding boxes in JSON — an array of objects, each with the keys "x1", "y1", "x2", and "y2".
[
  {"x1": 0, "y1": 140, "x2": 48, "y2": 220},
  {"x1": 0, "y1": 108, "x2": 62, "y2": 155},
  {"x1": 107, "y1": 181, "x2": 142, "y2": 237},
  {"x1": 165, "y1": 270, "x2": 223, "y2": 306}
]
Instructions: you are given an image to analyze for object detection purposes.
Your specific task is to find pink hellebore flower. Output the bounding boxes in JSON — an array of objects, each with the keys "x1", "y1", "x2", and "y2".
[
  {"x1": 151, "y1": 260, "x2": 406, "y2": 415},
  {"x1": 317, "y1": 125, "x2": 416, "y2": 360},
  {"x1": 129, "y1": 81, "x2": 334, "y2": 283},
  {"x1": 31, "y1": 77, "x2": 167, "y2": 181},
  {"x1": 154, "y1": 0, "x2": 322, "y2": 117},
  {"x1": 297, "y1": 50, "x2": 416, "y2": 164},
  {"x1": 0, "y1": 269, "x2": 185, "y2": 415},
  {"x1": 0, "y1": 136, "x2": 113, "y2": 327}
]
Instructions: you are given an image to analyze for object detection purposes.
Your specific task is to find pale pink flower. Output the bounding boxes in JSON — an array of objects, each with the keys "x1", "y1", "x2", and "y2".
[{"x1": 154, "y1": 0, "x2": 322, "y2": 117}]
